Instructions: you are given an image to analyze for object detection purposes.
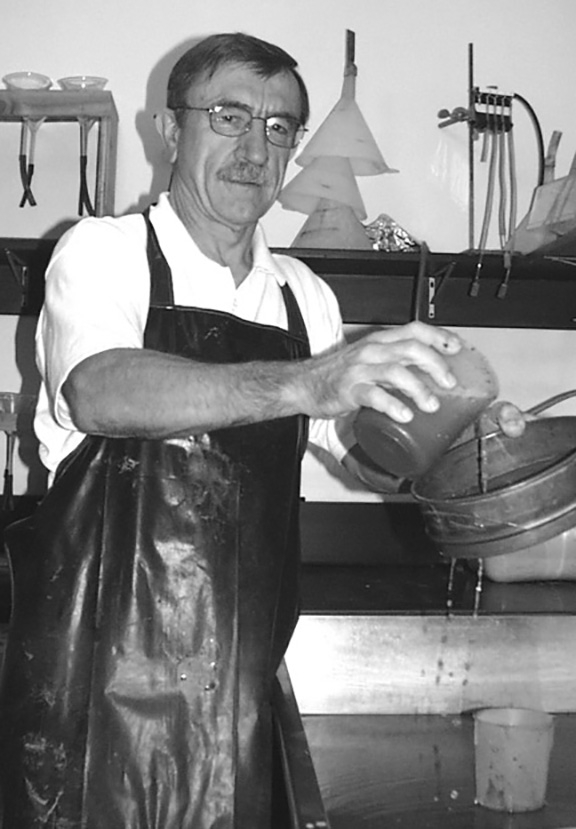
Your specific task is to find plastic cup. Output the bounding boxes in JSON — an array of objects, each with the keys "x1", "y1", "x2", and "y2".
[
  {"x1": 353, "y1": 341, "x2": 499, "y2": 478},
  {"x1": 474, "y1": 708, "x2": 555, "y2": 812}
]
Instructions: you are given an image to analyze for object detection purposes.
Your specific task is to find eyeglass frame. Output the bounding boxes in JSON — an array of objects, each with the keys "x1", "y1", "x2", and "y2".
[{"x1": 171, "y1": 103, "x2": 308, "y2": 149}]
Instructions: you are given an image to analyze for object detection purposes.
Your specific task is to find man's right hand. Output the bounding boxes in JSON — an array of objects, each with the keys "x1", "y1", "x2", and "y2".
[{"x1": 291, "y1": 320, "x2": 463, "y2": 423}]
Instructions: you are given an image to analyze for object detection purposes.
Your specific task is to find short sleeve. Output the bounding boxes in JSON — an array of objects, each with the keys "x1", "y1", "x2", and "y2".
[{"x1": 36, "y1": 215, "x2": 150, "y2": 428}]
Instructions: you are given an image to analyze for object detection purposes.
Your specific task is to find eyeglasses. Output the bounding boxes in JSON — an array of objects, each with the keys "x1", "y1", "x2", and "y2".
[{"x1": 172, "y1": 103, "x2": 307, "y2": 149}]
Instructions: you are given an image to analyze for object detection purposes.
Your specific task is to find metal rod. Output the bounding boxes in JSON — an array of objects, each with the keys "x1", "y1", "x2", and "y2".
[
  {"x1": 468, "y1": 43, "x2": 475, "y2": 250},
  {"x1": 346, "y1": 29, "x2": 355, "y2": 66},
  {"x1": 411, "y1": 242, "x2": 429, "y2": 322}
]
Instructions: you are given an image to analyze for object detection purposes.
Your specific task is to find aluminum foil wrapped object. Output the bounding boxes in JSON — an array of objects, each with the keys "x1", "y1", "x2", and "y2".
[{"x1": 365, "y1": 213, "x2": 420, "y2": 252}]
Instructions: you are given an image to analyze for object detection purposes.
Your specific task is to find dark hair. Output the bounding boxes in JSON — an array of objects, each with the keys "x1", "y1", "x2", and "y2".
[{"x1": 167, "y1": 32, "x2": 310, "y2": 126}]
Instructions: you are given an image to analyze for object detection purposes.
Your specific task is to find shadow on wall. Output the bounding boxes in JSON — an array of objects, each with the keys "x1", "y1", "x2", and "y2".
[
  {"x1": 131, "y1": 35, "x2": 207, "y2": 213},
  {"x1": 8, "y1": 317, "x2": 48, "y2": 496}
]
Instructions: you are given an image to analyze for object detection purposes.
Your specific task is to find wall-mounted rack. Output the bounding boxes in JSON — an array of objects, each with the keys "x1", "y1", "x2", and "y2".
[
  {"x1": 437, "y1": 44, "x2": 547, "y2": 258},
  {"x1": 0, "y1": 89, "x2": 118, "y2": 218}
]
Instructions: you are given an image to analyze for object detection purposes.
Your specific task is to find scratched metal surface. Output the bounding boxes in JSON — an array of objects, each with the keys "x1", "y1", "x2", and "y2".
[{"x1": 303, "y1": 713, "x2": 576, "y2": 829}]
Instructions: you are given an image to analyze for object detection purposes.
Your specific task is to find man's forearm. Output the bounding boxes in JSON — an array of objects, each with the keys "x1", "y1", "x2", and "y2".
[
  {"x1": 63, "y1": 347, "x2": 310, "y2": 438},
  {"x1": 61, "y1": 322, "x2": 468, "y2": 442}
]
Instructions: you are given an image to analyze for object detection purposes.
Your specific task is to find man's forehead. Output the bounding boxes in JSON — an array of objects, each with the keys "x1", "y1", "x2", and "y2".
[{"x1": 188, "y1": 63, "x2": 301, "y2": 112}]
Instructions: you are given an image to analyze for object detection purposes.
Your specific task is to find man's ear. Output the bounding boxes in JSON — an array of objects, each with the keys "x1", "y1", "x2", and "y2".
[{"x1": 154, "y1": 109, "x2": 180, "y2": 164}]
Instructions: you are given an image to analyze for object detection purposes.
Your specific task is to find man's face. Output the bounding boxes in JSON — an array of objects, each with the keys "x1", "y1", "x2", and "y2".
[{"x1": 168, "y1": 62, "x2": 303, "y2": 230}]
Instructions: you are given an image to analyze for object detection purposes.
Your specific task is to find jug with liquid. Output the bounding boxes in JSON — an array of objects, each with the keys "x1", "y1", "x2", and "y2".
[{"x1": 353, "y1": 340, "x2": 499, "y2": 479}]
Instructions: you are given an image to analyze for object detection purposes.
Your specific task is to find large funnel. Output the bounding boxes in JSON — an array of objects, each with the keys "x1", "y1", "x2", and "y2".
[{"x1": 294, "y1": 30, "x2": 397, "y2": 175}]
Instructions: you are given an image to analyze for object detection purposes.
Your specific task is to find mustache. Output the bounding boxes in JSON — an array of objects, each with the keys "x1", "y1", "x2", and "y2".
[{"x1": 218, "y1": 162, "x2": 267, "y2": 185}]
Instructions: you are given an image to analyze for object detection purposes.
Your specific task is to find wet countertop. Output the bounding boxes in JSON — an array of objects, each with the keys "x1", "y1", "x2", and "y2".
[
  {"x1": 303, "y1": 712, "x2": 576, "y2": 829},
  {"x1": 298, "y1": 562, "x2": 576, "y2": 826}
]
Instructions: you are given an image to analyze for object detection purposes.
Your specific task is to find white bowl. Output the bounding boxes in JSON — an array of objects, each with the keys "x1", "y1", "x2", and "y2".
[
  {"x1": 58, "y1": 75, "x2": 108, "y2": 91},
  {"x1": 2, "y1": 72, "x2": 52, "y2": 91}
]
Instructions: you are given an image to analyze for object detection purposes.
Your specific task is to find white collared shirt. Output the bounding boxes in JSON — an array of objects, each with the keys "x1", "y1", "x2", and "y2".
[{"x1": 35, "y1": 193, "x2": 350, "y2": 475}]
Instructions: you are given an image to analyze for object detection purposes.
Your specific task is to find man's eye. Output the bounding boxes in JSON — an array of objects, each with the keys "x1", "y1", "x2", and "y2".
[
  {"x1": 268, "y1": 118, "x2": 290, "y2": 136},
  {"x1": 215, "y1": 108, "x2": 248, "y2": 128}
]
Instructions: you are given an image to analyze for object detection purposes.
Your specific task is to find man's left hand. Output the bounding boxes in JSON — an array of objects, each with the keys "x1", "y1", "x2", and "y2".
[{"x1": 483, "y1": 400, "x2": 527, "y2": 438}]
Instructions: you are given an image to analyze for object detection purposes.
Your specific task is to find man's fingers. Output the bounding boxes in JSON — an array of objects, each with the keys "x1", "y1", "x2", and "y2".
[{"x1": 482, "y1": 401, "x2": 527, "y2": 437}]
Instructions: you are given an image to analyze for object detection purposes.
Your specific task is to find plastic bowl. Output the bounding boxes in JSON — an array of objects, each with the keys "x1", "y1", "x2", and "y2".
[
  {"x1": 57, "y1": 75, "x2": 108, "y2": 91},
  {"x1": 2, "y1": 72, "x2": 52, "y2": 91},
  {"x1": 482, "y1": 524, "x2": 576, "y2": 582}
]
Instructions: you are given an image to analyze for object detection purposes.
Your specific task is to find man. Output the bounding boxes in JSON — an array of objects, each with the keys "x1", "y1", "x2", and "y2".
[{"x1": 0, "y1": 32, "x2": 523, "y2": 829}]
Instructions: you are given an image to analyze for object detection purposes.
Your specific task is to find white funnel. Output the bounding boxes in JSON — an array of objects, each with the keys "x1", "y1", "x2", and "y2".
[
  {"x1": 278, "y1": 156, "x2": 367, "y2": 219},
  {"x1": 291, "y1": 199, "x2": 372, "y2": 249}
]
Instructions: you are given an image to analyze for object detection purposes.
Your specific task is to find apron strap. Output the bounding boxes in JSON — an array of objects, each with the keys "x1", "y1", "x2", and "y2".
[
  {"x1": 278, "y1": 284, "x2": 310, "y2": 459},
  {"x1": 280, "y1": 282, "x2": 308, "y2": 346},
  {"x1": 143, "y1": 207, "x2": 175, "y2": 306}
]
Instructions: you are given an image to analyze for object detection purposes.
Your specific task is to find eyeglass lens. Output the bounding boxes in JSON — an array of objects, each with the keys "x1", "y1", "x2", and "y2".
[{"x1": 210, "y1": 105, "x2": 303, "y2": 148}]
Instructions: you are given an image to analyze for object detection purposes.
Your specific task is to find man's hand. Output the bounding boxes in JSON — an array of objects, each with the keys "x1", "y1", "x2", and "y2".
[
  {"x1": 447, "y1": 399, "x2": 527, "y2": 453},
  {"x1": 482, "y1": 400, "x2": 527, "y2": 438},
  {"x1": 294, "y1": 320, "x2": 462, "y2": 422}
]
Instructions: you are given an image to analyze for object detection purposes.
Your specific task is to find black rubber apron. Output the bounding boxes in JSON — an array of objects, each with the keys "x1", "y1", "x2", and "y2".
[{"x1": 0, "y1": 214, "x2": 310, "y2": 829}]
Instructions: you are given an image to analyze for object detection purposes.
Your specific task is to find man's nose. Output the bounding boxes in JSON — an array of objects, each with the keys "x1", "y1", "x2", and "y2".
[{"x1": 237, "y1": 118, "x2": 269, "y2": 164}]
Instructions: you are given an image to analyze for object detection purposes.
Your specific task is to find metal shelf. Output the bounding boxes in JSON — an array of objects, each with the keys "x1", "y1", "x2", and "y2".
[
  {"x1": 272, "y1": 247, "x2": 576, "y2": 329},
  {"x1": 1, "y1": 241, "x2": 576, "y2": 326}
]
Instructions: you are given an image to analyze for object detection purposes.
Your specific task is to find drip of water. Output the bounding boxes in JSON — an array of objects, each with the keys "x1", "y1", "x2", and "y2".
[
  {"x1": 473, "y1": 558, "x2": 484, "y2": 617},
  {"x1": 446, "y1": 557, "x2": 457, "y2": 617},
  {"x1": 474, "y1": 420, "x2": 489, "y2": 494}
]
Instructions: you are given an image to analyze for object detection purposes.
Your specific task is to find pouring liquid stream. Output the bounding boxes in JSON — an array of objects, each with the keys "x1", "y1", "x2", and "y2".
[
  {"x1": 473, "y1": 420, "x2": 489, "y2": 617},
  {"x1": 475, "y1": 420, "x2": 489, "y2": 496},
  {"x1": 446, "y1": 557, "x2": 457, "y2": 618},
  {"x1": 473, "y1": 558, "x2": 484, "y2": 618}
]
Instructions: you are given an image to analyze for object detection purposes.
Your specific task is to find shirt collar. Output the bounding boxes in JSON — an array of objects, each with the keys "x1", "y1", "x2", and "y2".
[
  {"x1": 156, "y1": 192, "x2": 286, "y2": 287},
  {"x1": 251, "y1": 223, "x2": 286, "y2": 286}
]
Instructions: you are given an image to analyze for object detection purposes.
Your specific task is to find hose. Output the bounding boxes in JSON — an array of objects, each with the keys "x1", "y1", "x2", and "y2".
[
  {"x1": 497, "y1": 105, "x2": 508, "y2": 250},
  {"x1": 512, "y1": 92, "x2": 546, "y2": 188}
]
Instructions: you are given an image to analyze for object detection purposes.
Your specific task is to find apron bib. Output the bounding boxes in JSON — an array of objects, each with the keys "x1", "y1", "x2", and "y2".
[{"x1": 0, "y1": 214, "x2": 310, "y2": 829}]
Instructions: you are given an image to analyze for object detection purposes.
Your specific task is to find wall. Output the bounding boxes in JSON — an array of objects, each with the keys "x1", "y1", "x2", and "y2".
[{"x1": 1, "y1": 0, "x2": 575, "y2": 496}]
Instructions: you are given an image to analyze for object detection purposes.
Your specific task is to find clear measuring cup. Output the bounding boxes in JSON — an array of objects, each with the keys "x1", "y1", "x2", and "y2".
[{"x1": 353, "y1": 340, "x2": 499, "y2": 479}]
